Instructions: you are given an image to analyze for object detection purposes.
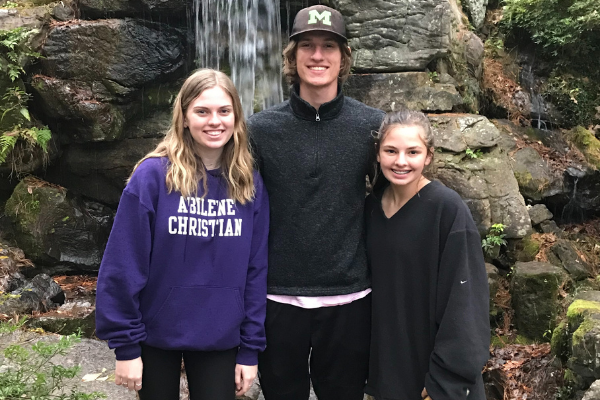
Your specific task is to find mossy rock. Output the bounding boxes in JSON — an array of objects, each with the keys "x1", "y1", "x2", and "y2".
[
  {"x1": 566, "y1": 126, "x2": 600, "y2": 169},
  {"x1": 511, "y1": 261, "x2": 567, "y2": 341},
  {"x1": 551, "y1": 320, "x2": 569, "y2": 361},
  {"x1": 514, "y1": 234, "x2": 542, "y2": 262},
  {"x1": 561, "y1": 293, "x2": 600, "y2": 384},
  {"x1": 4, "y1": 176, "x2": 113, "y2": 270}
]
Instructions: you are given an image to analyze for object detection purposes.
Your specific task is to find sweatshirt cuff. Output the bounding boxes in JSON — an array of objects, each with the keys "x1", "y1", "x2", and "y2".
[
  {"x1": 115, "y1": 343, "x2": 142, "y2": 361},
  {"x1": 236, "y1": 347, "x2": 258, "y2": 366}
]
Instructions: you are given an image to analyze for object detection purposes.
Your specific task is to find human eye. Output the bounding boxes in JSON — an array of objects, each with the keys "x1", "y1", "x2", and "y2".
[
  {"x1": 220, "y1": 108, "x2": 232, "y2": 115},
  {"x1": 195, "y1": 109, "x2": 207, "y2": 115}
]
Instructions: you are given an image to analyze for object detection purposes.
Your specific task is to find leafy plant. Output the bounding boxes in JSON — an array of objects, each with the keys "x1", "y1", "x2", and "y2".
[
  {"x1": 502, "y1": 0, "x2": 600, "y2": 56},
  {"x1": 0, "y1": 314, "x2": 106, "y2": 400},
  {"x1": 428, "y1": 71, "x2": 439, "y2": 83},
  {"x1": 482, "y1": 223, "x2": 508, "y2": 254},
  {"x1": 0, "y1": 27, "x2": 52, "y2": 168},
  {"x1": 465, "y1": 147, "x2": 483, "y2": 159}
]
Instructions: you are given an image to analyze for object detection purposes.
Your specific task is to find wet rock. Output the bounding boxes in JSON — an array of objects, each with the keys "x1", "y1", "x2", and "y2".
[
  {"x1": 28, "y1": 301, "x2": 96, "y2": 337},
  {"x1": 513, "y1": 234, "x2": 541, "y2": 262},
  {"x1": 44, "y1": 138, "x2": 161, "y2": 206},
  {"x1": 511, "y1": 147, "x2": 565, "y2": 201},
  {"x1": 551, "y1": 239, "x2": 591, "y2": 281},
  {"x1": 528, "y1": 204, "x2": 553, "y2": 226},
  {"x1": 344, "y1": 72, "x2": 463, "y2": 112},
  {"x1": 41, "y1": 19, "x2": 185, "y2": 87},
  {"x1": 4, "y1": 177, "x2": 113, "y2": 270},
  {"x1": 0, "y1": 241, "x2": 30, "y2": 292},
  {"x1": 334, "y1": 0, "x2": 452, "y2": 72},
  {"x1": 0, "y1": 273, "x2": 64, "y2": 315},
  {"x1": 34, "y1": 19, "x2": 186, "y2": 142},
  {"x1": 511, "y1": 261, "x2": 566, "y2": 341},
  {"x1": 79, "y1": 0, "x2": 188, "y2": 19},
  {"x1": 0, "y1": 3, "x2": 52, "y2": 31},
  {"x1": 429, "y1": 115, "x2": 532, "y2": 239}
]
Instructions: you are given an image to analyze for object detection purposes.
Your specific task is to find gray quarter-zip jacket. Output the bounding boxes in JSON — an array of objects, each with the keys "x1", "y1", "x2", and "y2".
[{"x1": 248, "y1": 85, "x2": 384, "y2": 296}]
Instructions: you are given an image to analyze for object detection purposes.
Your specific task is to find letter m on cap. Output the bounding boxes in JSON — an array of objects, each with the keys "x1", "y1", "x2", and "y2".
[{"x1": 308, "y1": 10, "x2": 332, "y2": 26}]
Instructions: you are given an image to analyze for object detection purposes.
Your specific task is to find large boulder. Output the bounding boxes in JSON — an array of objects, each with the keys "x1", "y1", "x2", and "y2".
[
  {"x1": 332, "y1": 0, "x2": 452, "y2": 72},
  {"x1": 511, "y1": 261, "x2": 567, "y2": 341},
  {"x1": 32, "y1": 19, "x2": 186, "y2": 143},
  {"x1": 429, "y1": 114, "x2": 532, "y2": 238},
  {"x1": 551, "y1": 239, "x2": 591, "y2": 281},
  {"x1": 4, "y1": 177, "x2": 114, "y2": 270},
  {"x1": 461, "y1": 0, "x2": 488, "y2": 29},
  {"x1": 344, "y1": 72, "x2": 462, "y2": 112}
]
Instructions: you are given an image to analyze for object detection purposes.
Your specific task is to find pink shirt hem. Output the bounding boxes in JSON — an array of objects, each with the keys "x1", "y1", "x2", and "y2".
[{"x1": 267, "y1": 288, "x2": 372, "y2": 309}]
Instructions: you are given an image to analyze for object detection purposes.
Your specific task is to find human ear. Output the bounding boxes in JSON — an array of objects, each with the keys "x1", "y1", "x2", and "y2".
[{"x1": 424, "y1": 148, "x2": 434, "y2": 165}]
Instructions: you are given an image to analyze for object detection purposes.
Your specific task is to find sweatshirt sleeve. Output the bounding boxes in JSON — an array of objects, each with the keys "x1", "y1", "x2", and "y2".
[
  {"x1": 236, "y1": 174, "x2": 269, "y2": 365},
  {"x1": 95, "y1": 180, "x2": 156, "y2": 361},
  {"x1": 425, "y1": 216, "x2": 490, "y2": 399}
]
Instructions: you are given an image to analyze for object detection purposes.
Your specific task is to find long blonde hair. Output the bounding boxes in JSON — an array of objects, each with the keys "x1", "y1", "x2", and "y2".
[{"x1": 131, "y1": 69, "x2": 255, "y2": 204}]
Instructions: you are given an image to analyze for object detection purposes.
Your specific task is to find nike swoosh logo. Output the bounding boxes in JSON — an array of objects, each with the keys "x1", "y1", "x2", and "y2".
[{"x1": 461, "y1": 280, "x2": 467, "y2": 284}]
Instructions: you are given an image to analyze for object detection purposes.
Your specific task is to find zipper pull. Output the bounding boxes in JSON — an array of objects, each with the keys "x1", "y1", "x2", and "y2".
[{"x1": 315, "y1": 112, "x2": 320, "y2": 122}]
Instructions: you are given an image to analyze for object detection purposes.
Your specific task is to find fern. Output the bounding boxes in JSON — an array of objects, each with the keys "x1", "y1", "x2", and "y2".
[{"x1": 0, "y1": 133, "x2": 18, "y2": 164}]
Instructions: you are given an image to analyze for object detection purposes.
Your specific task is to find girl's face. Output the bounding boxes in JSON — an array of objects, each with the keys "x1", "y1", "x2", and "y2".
[
  {"x1": 184, "y1": 86, "x2": 235, "y2": 160},
  {"x1": 377, "y1": 125, "x2": 432, "y2": 188}
]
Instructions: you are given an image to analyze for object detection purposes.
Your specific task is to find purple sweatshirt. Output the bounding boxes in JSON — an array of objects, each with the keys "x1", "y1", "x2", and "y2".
[{"x1": 95, "y1": 157, "x2": 269, "y2": 366}]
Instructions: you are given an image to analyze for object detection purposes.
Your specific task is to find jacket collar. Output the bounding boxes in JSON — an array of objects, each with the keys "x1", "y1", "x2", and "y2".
[{"x1": 289, "y1": 84, "x2": 345, "y2": 121}]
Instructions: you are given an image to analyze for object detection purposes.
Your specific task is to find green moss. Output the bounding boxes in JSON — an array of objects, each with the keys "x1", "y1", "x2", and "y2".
[
  {"x1": 566, "y1": 126, "x2": 600, "y2": 168},
  {"x1": 566, "y1": 299, "x2": 600, "y2": 320},
  {"x1": 551, "y1": 321, "x2": 569, "y2": 360},
  {"x1": 4, "y1": 188, "x2": 41, "y2": 231},
  {"x1": 517, "y1": 235, "x2": 541, "y2": 261},
  {"x1": 514, "y1": 171, "x2": 533, "y2": 186}
]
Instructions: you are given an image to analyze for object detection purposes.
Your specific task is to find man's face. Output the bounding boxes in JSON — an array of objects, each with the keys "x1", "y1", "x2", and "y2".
[{"x1": 295, "y1": 32, "x2": 342, "y2": 92}]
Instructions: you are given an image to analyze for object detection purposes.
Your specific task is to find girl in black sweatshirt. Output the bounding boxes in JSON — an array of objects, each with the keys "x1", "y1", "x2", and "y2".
[{"x1": 365, "y1": 109, "x2": 490, "y2": 400}]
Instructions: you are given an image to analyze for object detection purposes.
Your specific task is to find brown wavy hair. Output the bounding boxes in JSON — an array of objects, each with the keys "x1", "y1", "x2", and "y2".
[
  {"x1": 131, "y1": 69, "x2": 255, "y2": 204},
  {"x1": 282, "y1": 36, "x2": 352, "y2": 85}
]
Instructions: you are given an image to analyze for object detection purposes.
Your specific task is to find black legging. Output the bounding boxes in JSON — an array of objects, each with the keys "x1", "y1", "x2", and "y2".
[{"x1": 138, "y1": 343, "x2": 237, "y2": 400}]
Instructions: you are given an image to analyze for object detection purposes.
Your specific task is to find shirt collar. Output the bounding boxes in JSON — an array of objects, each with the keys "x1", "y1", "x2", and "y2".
[{"x1": 289, "y1": 84, "x2": 345, "y2": 121}]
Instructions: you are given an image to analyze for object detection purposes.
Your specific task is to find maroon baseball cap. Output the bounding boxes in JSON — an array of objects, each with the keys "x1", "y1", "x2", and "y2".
[{"x1": 289, "y1": 5, "x2": 347, "y2": 41}]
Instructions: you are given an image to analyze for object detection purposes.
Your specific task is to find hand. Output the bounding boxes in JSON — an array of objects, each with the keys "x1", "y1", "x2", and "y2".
[
  {"x1": 235, "y1": 364, "x2": 257, "y2": 396},
  {"x1": 421, "y1": 387, "x2": 432, "y2": 400},
  {"x1": 115, "y1": 357, "x2": 143, "y2": 391}
]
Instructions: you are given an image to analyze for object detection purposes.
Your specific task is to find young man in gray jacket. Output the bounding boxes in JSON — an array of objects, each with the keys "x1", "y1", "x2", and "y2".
[{"x1": 248, "y1": 5, "x2": 384, "y2": 400}]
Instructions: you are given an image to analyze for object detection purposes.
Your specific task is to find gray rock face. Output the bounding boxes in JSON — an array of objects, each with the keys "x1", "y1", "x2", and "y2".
[
  {"x1": 28, "y1": 302, "x2": 96, "y2": 338},
  {"x1": 486, "y1": 263, "x2": 502, "y2": 321},
  {"x1": 344, "y1": 72, "x2": 462, "y2": 112},
  {"x1": 428, "y1": 115, "x2": 532, "y2": 239},
  {"x1": 551, "y1": 239, "x2": 591, "y2": 280},
  {"x1": 332, "y1": 0, "x2": 452, "y2": 72},
  {"x1": 42, "y1": 19, "x2": 185, "y2": 87},
  {"x1": 4, "y1": 177, "x2": 114, "y2": 270},
  {"x1": 528, "y1": 204, "x2": 553, "y2": 226},
  {"x1": 462, "y1": 0, "x2": 488, "y2": 29},
  {"x1": 511, "y1": 261, "x2": 566, "y2": 341}
]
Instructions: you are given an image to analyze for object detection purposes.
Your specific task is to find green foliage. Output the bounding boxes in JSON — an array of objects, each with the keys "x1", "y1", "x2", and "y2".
[
  {"x1": 0, "y1": 27, "x2": 40, "y2": 82},
  {"x1": 465, "y1": 147, "x2": 483, "y2": 159},
  {"x1": 482, "y1": 223, "x2": 508, "y2": 254},
  {"x1": 428, "y1": 71, "x2": 439, "y2": 83},
  {"x1": 502, "y1": 0, "x2": 600, "y2": 56},
  {"x1": 542, "y1": 73, "x2": 600, "y2": 128},
  {"x1": 0, "y1": 27, "x2": 51, "y2": 167},
  {"x1": 3, "y1": 2, "x2": 19, "y2": 8},
  {"x1": 0, "y1": 318, "x2": 106, "y2": 400}
]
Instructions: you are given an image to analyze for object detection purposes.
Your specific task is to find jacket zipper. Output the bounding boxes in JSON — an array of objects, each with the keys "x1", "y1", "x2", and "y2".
[{"x1": 314, "y1": 111, "x2": 320, "y2": 177}]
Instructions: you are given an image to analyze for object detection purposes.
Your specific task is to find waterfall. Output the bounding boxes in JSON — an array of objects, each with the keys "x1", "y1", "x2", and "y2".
[{"x1": 194, "y1": 0, "x2": 283, "y2": 117}]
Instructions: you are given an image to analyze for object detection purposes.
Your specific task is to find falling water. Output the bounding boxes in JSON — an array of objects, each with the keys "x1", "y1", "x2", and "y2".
[{"x1": 194, "y1": 0, "x2": 283, "y2": 117}]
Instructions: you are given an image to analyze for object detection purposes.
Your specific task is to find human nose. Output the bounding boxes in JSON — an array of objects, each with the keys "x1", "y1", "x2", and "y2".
[
  {"x1": 208, "y1": 112, "x2": 221, "y2": 125},
  {"x1": 395, "y1": 152, "x2": 407, "y2": 166},
  {"x1": 311, "y1": 45, "x2": 324, "y2": 60}
]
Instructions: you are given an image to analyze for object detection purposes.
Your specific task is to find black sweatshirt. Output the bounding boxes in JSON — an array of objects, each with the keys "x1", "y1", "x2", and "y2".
[
  {"x1": 365, "y1": 181, "x2": 490, "y2": 400},
  {"x1": 248, "y1": 85, "x2": 384, "y2": 296}
]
